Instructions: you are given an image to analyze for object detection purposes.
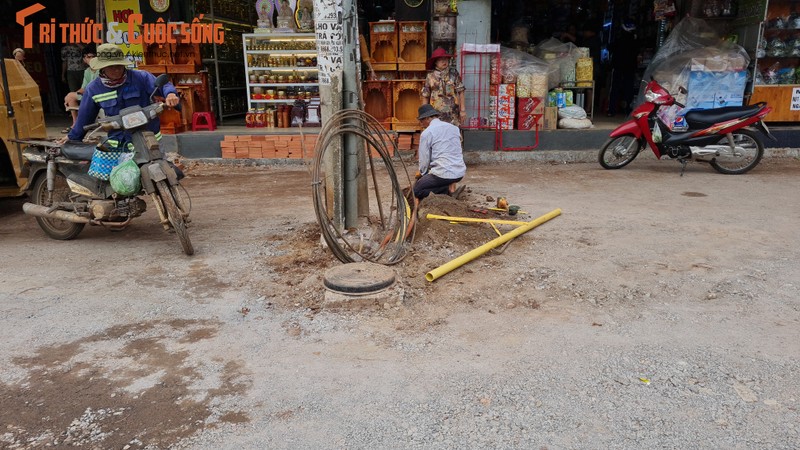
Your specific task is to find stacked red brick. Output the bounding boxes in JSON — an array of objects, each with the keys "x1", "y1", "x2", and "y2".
[{"x1": 220, "y1": 135, "x2": 319, "y2": 159}]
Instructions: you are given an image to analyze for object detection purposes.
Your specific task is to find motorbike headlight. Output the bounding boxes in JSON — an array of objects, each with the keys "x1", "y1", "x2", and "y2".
[
  {"x1": 644, "y1": 89, "x2": 660, "y2": 103},
  {"x1": 121, "y1": 111, "x2": 148, "y2": 129}
]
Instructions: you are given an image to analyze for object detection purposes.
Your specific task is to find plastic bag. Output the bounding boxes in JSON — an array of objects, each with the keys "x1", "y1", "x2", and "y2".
[
  {"x1": 652, "y1": 122, "x2": 662, "y2": 143},
  {"x1": 636, "y1": 17, "x2": 749, "y2": 108},
  {"x1": 558, "y1": 105, "x2": 587, "y2": 119},
  {"x1": 110, "y1": 154, "x2": 141, "y2": 196},
  {"x1": 558, "y1": 117, "x2": 592, "y2": 129},
  {"x1": 500, "y1": 46, "x2": 557, "y2": 96}
]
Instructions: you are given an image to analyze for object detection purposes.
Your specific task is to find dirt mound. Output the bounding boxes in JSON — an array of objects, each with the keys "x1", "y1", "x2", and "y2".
[{"x1": 245, "y1": 188, "x2": 537, "y2": 311}]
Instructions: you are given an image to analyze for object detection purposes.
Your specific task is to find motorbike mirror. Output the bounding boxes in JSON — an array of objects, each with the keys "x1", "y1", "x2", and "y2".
[
  {"x1": 150, "y1": 74, "x2": 170, "y2": 102},
  {"x1": 678, "y1": 86, "x2": 688, "y2": 95},
  {"x1": 155, "y1": 73, "x2": 169, "y2": 88}
]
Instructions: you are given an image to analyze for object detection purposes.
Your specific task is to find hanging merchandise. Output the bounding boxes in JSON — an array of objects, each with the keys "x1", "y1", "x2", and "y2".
[
  {"x1": 654, "y1": 0, "x2": 676, "y2": 21},
  {"x1": 766, "y1": 38, "x2": 788, "y2": 57}
]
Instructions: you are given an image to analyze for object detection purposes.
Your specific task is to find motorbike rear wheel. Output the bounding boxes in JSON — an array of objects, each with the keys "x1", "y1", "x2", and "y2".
[
  {"x1": 599, "y1": 135, "x2": 641, "y2": 169},
  {"x1": 155, "y1": 180, "x2": 194, "y2": 255},
  {"x1": 31, "y1": 172, "x2": 85, "y2": 240},
  {"x1": 709, "y1": 129, "x2": 764, "y2": 175}
]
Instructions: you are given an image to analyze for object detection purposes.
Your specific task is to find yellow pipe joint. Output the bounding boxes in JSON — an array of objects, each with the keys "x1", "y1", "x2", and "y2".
[{"x1": 425, "y1": 208, "x2": 562, "y2": 282}]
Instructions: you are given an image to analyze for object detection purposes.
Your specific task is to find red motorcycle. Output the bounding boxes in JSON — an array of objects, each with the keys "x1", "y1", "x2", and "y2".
[{"x1": 599, "y1": 78, "x2": 775, "y2": 175}]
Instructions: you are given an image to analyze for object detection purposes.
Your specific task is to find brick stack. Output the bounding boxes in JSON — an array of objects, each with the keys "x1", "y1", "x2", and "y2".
[
  {"x1": 218, "y1": 132, "x2": 420, "y2": 160},
  {"x1": 220, "y1": 135, "x2": 319, "y2": 159}
]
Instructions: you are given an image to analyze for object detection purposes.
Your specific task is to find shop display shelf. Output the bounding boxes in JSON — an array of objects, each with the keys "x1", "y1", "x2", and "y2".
[
  {"x1": 248, "y1": 66, "x2": 319, "y2": 71},
  {"x1": 249, "y1": 83, "x2": 318, "y2": 87},
  {"x1": 243, "y1": 32, "x2": 322, "y2": 122}
]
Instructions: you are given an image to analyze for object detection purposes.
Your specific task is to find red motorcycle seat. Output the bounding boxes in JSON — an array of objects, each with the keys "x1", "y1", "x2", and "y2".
[{"x1": 684, "y1": 105, "x2": 763, "y2": 126}]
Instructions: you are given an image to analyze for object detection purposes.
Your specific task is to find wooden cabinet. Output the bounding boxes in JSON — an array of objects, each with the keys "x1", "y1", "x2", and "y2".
[
  {"x1": 749, "y1": 85, "x2": 800, "y2": 121},
  {"x1": 398, "y1": 21, "x2": 427, "y2": 72},
  {"x1": 363, "y1": 80, "x2": 393, "y2": 129},
  {"x1": 369, "y1": 21, "x2": 398, "y2": 71},
  {"x1": 749, "y1": 0, "x2": 800, "y2": 122},
  {"x1": 139, "y1": 42, "x2": 211, "y2": 133}
]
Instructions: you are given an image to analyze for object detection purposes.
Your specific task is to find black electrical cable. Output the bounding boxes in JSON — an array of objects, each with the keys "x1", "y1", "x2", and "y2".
[{"x1": 311, "y1": 109, "x2": 413, "y2": 265}]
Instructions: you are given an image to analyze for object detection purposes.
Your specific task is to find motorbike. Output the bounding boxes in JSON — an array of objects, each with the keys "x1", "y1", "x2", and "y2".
[
  {"x1": 17, "y1": 74, "x2": 193, "y2": 255},
  {"x1": 598, "y1": 78, "x2": 776, "y2": 175}
]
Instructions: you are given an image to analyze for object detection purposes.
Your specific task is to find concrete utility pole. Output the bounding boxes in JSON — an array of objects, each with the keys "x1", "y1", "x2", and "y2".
[{"x1": 314, "y1": 0, "x2": 366, "y2": 229}]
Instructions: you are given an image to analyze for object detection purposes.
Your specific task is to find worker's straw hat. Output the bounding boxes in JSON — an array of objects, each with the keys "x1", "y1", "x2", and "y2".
[{"x1": 90, "y1": 43, "x2": 128, "y2": 71}]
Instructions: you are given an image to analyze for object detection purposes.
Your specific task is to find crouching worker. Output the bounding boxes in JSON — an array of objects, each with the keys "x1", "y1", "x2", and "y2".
[
  {"x1": 64, "y1": 43, "x2": 180, "y2": 180},
  {"x1": 413, "y1": 104, "x2": 466, "y2": 206}
]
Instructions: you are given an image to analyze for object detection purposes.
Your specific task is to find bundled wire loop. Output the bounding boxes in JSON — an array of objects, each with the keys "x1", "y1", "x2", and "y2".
[{"x1": 311, "y1": 109, "x2": 414, "y2": 264}]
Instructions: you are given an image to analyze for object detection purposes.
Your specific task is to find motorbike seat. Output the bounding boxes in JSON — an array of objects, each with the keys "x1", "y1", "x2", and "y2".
[
  {"x1": 684, "y1": 105, "x2": 763, "y2": 127},
  {"x1": 60, "y1": 141, "x2": 96, "y2": 161}
]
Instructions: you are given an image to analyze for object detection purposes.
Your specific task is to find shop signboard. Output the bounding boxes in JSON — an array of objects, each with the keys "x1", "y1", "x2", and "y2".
[
  {"x1": 105, "y1": 0, "x2": 146, "y2": 66},
  {"x1": 791, "y1": 87, "x2": 800, "y2": 111}
]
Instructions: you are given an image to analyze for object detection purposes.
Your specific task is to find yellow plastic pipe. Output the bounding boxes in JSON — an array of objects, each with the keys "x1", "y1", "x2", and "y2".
[
  {"x1": 426, "y1": 213, "x2": 530, "y2": 227},
  {"x1": 425, "y1": 208, "x2": 562, "y2": 282}
]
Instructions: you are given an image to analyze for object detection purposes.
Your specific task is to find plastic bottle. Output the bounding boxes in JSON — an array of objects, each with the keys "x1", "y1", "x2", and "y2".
[
  {"x1": 277, "y1": 105, "x2": 285, "y2": 128},
  {"x1": 245, "y1": 109, "x2": 255, "y2": 128}
]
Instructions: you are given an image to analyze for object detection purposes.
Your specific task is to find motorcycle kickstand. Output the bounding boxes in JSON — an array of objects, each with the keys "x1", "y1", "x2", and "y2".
[{"x1": 678, "y1": 158, "x2": 688, "y2": 177}]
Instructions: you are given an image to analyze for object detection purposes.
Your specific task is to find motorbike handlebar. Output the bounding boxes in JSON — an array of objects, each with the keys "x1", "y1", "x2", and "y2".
[
  {"x1": 674, "y1": 101, "x2": 685, "y2": 108},
  {"x1": 83, "y1": 122, "x2": 102, "y2": 132}
]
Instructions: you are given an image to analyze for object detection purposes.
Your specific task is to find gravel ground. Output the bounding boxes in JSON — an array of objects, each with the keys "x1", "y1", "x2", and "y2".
[{"x1": 1, "y1": 156, "x2": 799, "y2": 449}]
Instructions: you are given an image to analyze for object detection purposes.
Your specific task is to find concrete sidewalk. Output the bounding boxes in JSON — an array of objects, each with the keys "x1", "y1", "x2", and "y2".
[{"x1": 44, "y1": 113, "x2": 800, "y2": 162}]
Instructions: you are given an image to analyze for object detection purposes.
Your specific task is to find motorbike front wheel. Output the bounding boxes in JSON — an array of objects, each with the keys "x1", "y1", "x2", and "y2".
[
  {"x1": 709, "y1": 129, "x2": 764, "y2": 175},
  {"x1": 155, "y1": 180, "x2": 194, "y2": 255},
  {"x1": 598, "y1": 135, "x2": 641, "y2": 169},
  {"x1": 31, "y1": 172, "x2": 85, "y2": 240}
]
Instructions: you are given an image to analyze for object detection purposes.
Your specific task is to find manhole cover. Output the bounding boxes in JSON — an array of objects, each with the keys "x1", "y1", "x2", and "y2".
[{"x1": 323, "y1": 262, "x2": 396, "y2": 294}]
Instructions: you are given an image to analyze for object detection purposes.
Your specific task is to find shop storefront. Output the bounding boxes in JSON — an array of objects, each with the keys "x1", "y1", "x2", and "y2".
[
  {"x1": 6, "y1": 0, "x2": 794, "y2": 153},
  {"x1": 350, "y1": 1, "x2": 638, "y2": 153}
]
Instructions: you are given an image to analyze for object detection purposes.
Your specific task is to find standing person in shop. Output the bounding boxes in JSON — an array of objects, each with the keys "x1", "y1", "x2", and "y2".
[
  {"x1": 61, "y1": 43, "x2": 86, "y2": 94},
  {"x1": 413, "y1": 104, "x2": 466, "y2": 205},
  {"x1": 607, "y1": 18, "x2": 640, "y2": 116},
  {"x1": 63, "y1": 44, "x2": 179, "y2": 179},
  {"x1": 62, "y1": 45, "x2": 97, "y2": 134},
  {"x1": 421, "y1": 47, "x2": 466, "y2": 127}
]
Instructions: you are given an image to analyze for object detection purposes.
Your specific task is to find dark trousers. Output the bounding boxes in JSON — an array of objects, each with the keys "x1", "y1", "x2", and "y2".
[
  {"x1": 413, "y1": 173, "x2": 462, "y2": 199},
  {"x1": 609, "y1": 68, "x2": 635, "y2": 115}
]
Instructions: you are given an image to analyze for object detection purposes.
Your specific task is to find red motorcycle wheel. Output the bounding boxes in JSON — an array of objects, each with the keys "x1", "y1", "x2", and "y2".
[
  {"x1": 599, "y1": 135, "x2": 641, "y2": 169},
  {"x1": 709, "y1": 129, "x2": 764, "y2": 175}
]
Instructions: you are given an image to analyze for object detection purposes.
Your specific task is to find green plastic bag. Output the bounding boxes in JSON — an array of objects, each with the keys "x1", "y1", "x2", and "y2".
[{"x1": 109, "y1": 155, "x2": 141, "y2": 196}]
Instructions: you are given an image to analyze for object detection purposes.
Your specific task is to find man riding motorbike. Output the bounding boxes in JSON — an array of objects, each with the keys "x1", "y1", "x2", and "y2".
[{"x1": 61, "y1": 43, "x2": 180, "y2": 180}]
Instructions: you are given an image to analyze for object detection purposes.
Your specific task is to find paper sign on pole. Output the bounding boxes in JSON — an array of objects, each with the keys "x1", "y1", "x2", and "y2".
[{"x1": 314, "y1": 0, "x2": 344, "y2": 85}]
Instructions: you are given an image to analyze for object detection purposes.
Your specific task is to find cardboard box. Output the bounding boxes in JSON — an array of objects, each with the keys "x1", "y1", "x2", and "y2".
[
  {"x1": 686, "y1": 70, "x2": 746, "y2": 109},
  {"x1": 543, "y1": 107, "x2": 558, "y2": 130},
  {"x1": 490, "y1": 84, "x2": 515, "y2": 97},
  {"x1": 516, "y1": 112, "x2": 541, "y2": 130},
  {"x1": 497, "y1": 118, "x2": 514, "y2": 130},
  {"x1": 490, "y1": 96, "x2": 516, "y2": 119},
  {"x1": 517, "y1": 97, "x2": 544, "y2": 115}
]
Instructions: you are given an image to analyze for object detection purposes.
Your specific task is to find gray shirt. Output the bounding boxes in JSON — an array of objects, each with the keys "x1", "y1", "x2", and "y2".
[{"x1": 418, "y1": 118, "x2": 466, "y2": 179}]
